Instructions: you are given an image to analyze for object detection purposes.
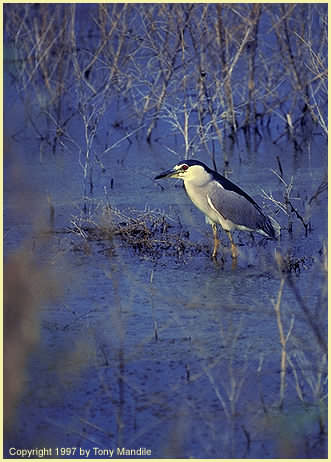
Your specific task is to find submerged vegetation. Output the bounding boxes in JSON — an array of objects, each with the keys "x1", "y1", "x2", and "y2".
[{"x1": 70, "y1": 206, "x2": 209, "y2": 262}]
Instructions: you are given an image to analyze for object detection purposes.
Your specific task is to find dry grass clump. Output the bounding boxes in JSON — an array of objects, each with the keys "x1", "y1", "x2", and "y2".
[{"x1": 70, "y1": 206, "x2": 209, "y2": 261}]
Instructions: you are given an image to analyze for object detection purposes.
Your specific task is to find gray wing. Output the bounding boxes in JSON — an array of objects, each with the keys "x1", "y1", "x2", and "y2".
[{"x1": 207, "y1": 183, "x2": 268, "y2": 232}]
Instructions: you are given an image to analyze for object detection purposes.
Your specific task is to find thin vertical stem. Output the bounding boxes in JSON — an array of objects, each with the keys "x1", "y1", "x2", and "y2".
[{"x1": 273, "y1": 277, "x2": 286, "y2": 408}]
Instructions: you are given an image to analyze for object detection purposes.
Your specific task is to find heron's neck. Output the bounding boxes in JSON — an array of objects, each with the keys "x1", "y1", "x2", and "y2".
[{"x1": 183, "y1": 173, "x2": 212, "y2": 188}]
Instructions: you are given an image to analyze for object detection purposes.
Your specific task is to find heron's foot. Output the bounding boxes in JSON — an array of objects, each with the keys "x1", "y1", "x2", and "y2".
[
  {"x1": 226, "y1": 231, "x2": 238, "y2": 259},
  {"x1": 211, "y1": 252, "x2": 225, "y2": 267},
  {"x1": 212, "y1": 237, "x2": 220, "y2": 260}
]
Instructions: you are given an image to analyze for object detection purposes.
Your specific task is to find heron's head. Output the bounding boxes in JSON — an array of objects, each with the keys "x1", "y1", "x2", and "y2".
[{"x1": 155, "y1": 160, "x2": 211, "y2": 184}]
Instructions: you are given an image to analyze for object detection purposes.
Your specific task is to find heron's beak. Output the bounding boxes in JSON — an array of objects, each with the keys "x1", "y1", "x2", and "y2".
[{"x1": 154, "y1": 168, "x2": 179, "y2": 180}]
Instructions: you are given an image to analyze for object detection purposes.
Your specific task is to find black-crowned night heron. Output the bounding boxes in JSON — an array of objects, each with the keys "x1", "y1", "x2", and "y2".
[{"x1": 155, "y1": 159, "x2": 280, "y2": 260}]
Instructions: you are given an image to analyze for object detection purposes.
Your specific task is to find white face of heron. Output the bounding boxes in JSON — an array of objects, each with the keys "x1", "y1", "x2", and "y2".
[{"x1": 172, "y1": 163, "x2": 212, "y2": 186}]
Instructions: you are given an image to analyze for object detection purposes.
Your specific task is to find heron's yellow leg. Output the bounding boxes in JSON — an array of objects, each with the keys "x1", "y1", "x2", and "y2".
[
  {"x1": 226, "y1": 231, "x2": 238, "y2": 259},
  {"x1": 211, "y1": 224, "x2": 220, "y2": 259}
]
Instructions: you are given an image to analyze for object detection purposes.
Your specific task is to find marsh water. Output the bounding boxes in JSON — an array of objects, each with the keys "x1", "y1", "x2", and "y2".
[{"x1": 4, "y1": 4, "x2": 327, "y2": 459}]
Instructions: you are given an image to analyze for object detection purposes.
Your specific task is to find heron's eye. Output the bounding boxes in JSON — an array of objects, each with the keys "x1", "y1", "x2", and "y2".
[{"x1": 181, "y1": 164, "x2": 189, "y2": 171}]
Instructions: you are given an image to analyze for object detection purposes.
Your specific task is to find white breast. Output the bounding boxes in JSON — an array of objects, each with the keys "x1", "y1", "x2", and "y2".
[{"x1": 184, "y1": 180, "x2": 224, "y2": 225}]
